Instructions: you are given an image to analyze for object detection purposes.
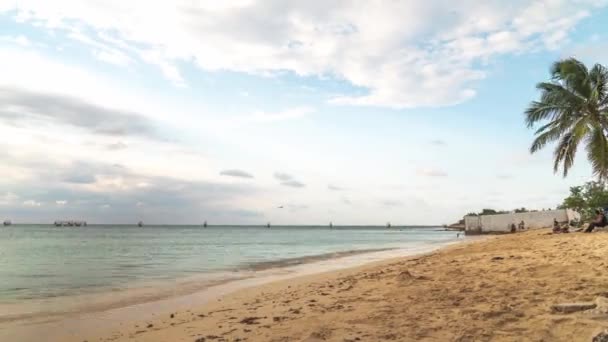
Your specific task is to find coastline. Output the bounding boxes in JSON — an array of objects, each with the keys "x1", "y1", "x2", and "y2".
[
  {"x1": 0, "y1": 238, "x2": 464, "y2": 342},
  {"x1": 71, "y1": 229, "x2": 608, "y2": 341}
]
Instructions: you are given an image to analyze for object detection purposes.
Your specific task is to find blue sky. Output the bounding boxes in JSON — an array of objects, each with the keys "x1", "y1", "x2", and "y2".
[{"x1": 1, "y1": 1, "x2": 607, "y2": 225}]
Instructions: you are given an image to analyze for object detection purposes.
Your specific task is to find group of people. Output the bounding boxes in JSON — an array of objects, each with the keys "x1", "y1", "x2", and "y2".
[
  {"x1": 584, "y1": 209, "x2": 608, "y2": 232},
  {"x1": 500, "y1": 210, "x2": 608, "y2": 234},
  {"x1": 510, "y1": 220, "x2": 526, "y2": 233},
  {"x1": 553, "y1": 218, "x2": 569, "y2": 233},
  {"x1": 552, "y1": 209, "x2": 608, "y2": 233}
]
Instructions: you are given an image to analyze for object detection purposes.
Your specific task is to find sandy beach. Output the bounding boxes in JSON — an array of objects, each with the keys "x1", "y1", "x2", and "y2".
[{"x1": 9, "y1": 229, "x2": 608, "y2": 341}]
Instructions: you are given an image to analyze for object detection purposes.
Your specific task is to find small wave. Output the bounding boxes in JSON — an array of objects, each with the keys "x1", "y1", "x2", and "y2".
[{"x1": 240, "y1": 248, "x2": 395, "y2": 271}]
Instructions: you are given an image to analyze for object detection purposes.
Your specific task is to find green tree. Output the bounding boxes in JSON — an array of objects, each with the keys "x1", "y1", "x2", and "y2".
[
  {"x1": 560, "y1": 181, "x2": 608, "y2": 219},
  {"x1": 480, "y1": 209, "x2": 498, "y2": 215},
  {"x1": 560, "y1": 186, "x2": 586, "y2": 212},
  {"x1": 525, "y1": 58, "x2": 608, "y2": 180}
]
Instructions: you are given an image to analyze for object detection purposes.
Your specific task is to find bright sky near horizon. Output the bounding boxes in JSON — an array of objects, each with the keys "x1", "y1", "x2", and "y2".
[{"x1": 1, "y1": 1, "x2": 608, "y2": 225}]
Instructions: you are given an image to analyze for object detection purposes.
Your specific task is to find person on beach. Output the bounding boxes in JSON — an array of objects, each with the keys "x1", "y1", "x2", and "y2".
[
  {"x1": 553, "y1": 218, "x2": 560, "y2": 233},
  {"x1": 510, "y1": 223, "x2": 517, "y2": 233},
  {"x1": 518, "y1": 220, "x2": 525, "y2": 230},
  {"x1": 584, "y1": 210, "x2": 607, "y2": 233}
]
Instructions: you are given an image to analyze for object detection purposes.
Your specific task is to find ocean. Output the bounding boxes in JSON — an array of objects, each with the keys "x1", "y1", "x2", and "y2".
[{"x1": 0, "y1": 224, "x2": 460, "y2": 306}]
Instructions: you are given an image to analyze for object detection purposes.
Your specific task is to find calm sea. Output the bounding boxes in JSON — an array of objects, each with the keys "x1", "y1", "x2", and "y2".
[{"x1": 0, "y1": 224, "x2": 460, "y2": 303}]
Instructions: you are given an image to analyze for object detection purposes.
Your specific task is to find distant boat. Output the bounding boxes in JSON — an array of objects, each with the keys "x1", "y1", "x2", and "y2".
[
  {"x1": 138, "y1": 221, "x2": 143, "y2": 227},
  {"x1": 203, "y1": 221, "x2": 207, "y2": 228},
  {"x1": 54, "y1": 220, "x2": 85, "y2": 227},
  {"x1": 329, "y1": 222, "x2": 333, "y2": 228},
  {"x1": 387, "y1": 222, "x2": 391, "y2": 228},
  {"x1": 3, "y1": 220, "x2": 11, "y2": 226},
  {"x1": 266, "y1": 222, "x2": 271, "y2": 228}
]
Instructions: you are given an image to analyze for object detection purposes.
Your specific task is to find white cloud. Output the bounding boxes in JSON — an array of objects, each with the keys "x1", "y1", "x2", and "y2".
[
  {"x1": 281, "y1": 180, "x2": 306, "y2": 188},
  {"x1": 220, "y1": 169, "x2": 254, "y2": 179},
  {"x1": 430, "y1": 139, "x2": 446, "y2": 146},
  {"x1": 381, "y1": 199, "x2": 403, "y2": 207},
  {"x1": 250, "y1": 107, "x2": 313, "y2": 122},
  {"x1": 138, "y1": 49, "x2": 186, "y2": 87},
  {"x1": 273, "y1": 172, "x2": 305, "y2": 188},
  {"x1": 106, "y1": 141, "x2": 128, "y2": 150},
  {"x1": 417, "y1": 168, "x2": 448, "y2": 177},
  {"x1": 23, "y1": 199, "x2": 42, "y2": 206},
  {"x1": 0, "y1": 34, "x2": 31, "y2": 47},
  {"x1": 274, "y1": 172, "x2": 294, "y2": 182},
  {"x1": 2, "y1": 0, "x2": 604, "y2": 108},
  {"x1": 0, "y1": 192, "x2": 19, "y2": 205},
  {"x1": 93, "y1": 49, "x2": 133, "y2": 67}
]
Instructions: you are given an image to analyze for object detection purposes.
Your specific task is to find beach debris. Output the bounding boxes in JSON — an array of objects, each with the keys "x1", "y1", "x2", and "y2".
[
  {"x1": 398, "y1": 270, "x2": 431, "y2": 281},
  {"x1": 147, "y1": 323, "x2": 154, "y2": 328},
  {"x1": 593, "y1": 330, "x2": 608, "y2": 342},
  {"x1": 398, "y1": 270, "x2": 415, "y2": 279},
  {"x1": 308, "y1": 327, "x2": 333, "y2": 340},
  {"x1": 551, "y1": 302, "x2": 597, "y2": 314},
  {"x1": 288, "y1": 307, "x2": 301, "y2": 314},
  {"x1": 194, "y1": 338, "x2": 206, "y2": 342},
  {"x1": 170, "y1": 313, "x2": 175, "y2": 318},
  {"x1": 491, "y1": 256, "x2": 504, "y2": 261},
  {"x1": 338, "y1": 284, "x2": 354, "y2": 292},
  {"x1": 222, "y1": 328, "x2": 238, "y2": 336},
  {"x1": 239, "y1": 316, "x2": 263, "y2": 325},
  {"x1": 586, "y1": 297, "x2": 608, "y2": 315}
]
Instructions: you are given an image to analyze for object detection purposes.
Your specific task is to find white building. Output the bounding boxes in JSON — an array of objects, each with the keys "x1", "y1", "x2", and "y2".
[{"x1": 464, "y1": 209, "x2": 580, "y2": 235}]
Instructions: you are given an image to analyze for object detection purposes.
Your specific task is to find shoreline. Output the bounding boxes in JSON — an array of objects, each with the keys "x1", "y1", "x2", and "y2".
[
  {"x1": 0, "y1": 238, "x2": 466, "y2": 341},
  {"x1": 68, "y1": 229, "x2": 608, "y2": 341}
]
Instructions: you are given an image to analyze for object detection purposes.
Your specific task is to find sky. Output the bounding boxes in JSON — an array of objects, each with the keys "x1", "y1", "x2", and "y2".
[{"x1": 1, "y1": 0, "x2": 608, "y2": 225}]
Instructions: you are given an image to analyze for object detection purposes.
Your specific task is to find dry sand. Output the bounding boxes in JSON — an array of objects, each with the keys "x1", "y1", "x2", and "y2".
[{"x1": 28, "y1": 230, "x2": 608, "y2": 341}]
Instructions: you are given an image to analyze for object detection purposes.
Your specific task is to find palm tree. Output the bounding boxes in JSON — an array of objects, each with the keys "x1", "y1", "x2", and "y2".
[{"x1": 526, "y1": 58, "x2": 608, "y2": 180}]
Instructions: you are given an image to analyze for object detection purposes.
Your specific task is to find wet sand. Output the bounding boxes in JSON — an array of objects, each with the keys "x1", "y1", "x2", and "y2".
[
  {"x1": 10, "y1": 229, "x2": 608, "y2": 341},
  {"x1": 0, "y1": 244, "x2": 453, "y2": 341}
]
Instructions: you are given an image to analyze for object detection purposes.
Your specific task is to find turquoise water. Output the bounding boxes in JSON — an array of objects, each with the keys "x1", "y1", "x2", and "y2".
[{"x1": 0, "y1": 225, "x2": 458, "y2": 302}]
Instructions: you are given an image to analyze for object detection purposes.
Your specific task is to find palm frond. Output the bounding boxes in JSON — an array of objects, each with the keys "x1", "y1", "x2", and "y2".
[
  {"x1": 530, "y1": 121, "x2": 567, "y2": 153},
  {"x1": 589, "y1": 63, "x2": 608, "y2": 107},
  {"x1": 553, "y1": 118, "x2": 589, "y2": 177},
  {"x1": 551, "y1": 58, "x2": 591, "y2": 99},
  {"x1": 586, "y1": 126, "x2": 608, "y2": 181},
  {"x1": 526, "y1": 58, "x2": 608, "y2": 181}
]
